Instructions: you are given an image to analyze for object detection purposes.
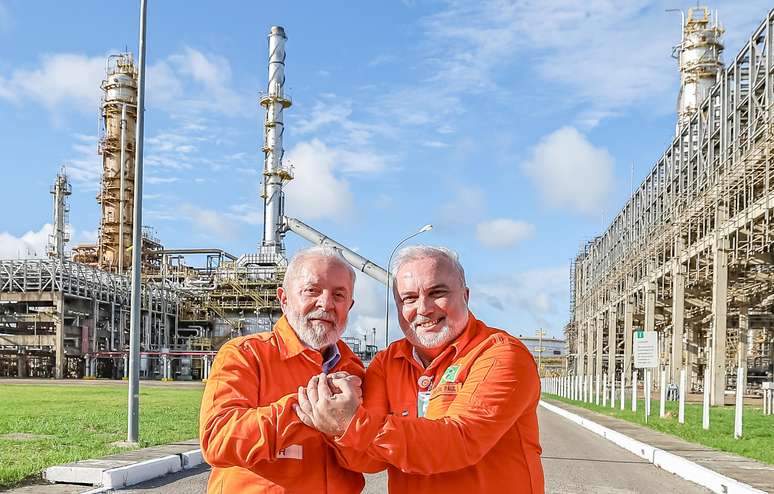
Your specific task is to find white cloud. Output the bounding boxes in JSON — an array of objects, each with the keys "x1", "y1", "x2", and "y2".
[
  {"x1": 0, "y1": 53, "x2": 104, "y2": 115},
  {"x1": 470, "y1": 266, "x2": 569, "y2": 334},
  {"x1": 476, "y1": 219, "x2": 535, "y2": 249},
  {"x1": 283, "y1": 139, "x2": 355, "y2": 221},
  {"x1": 521, "y1": 126, "x2": 614, "y2": 215},
  {"x1": 0, "y1": 224, "x2": 51, "y2": 259}
]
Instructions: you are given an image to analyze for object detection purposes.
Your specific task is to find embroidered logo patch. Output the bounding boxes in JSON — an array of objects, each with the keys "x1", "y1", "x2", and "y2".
[{"x1": 439, "y1": 365, "x2": 460, "y2": 385}]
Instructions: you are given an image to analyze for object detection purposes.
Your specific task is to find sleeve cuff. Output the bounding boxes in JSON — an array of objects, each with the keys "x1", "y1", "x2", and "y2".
[{"x1": 335, "y1": 406, "x2": 382, "y2": 451}]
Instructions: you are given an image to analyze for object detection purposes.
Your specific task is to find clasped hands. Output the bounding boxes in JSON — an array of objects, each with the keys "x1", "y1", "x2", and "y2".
[{"x1": 294, "y1": 372, "x2": 362, "y2": 437}]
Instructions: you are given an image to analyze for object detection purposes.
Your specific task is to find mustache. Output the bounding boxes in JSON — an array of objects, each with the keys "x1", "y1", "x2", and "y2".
[{"x1": 304, "y1": 310, "x2": 336, "y2": 323}]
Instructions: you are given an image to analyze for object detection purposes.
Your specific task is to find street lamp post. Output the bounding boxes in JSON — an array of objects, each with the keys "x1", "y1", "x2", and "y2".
[{"x1": 385, "y1": 224, "x2": 432, "y2": 348}]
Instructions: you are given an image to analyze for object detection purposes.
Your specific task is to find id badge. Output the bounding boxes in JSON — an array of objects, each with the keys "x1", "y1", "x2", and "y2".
[{"x1": 417, "y1": 391, "x2": 431, "y2": 418}]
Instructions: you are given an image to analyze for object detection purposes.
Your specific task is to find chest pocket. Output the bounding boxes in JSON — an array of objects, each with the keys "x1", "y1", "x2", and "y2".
[{"x1": 425, "y1": 382, "x2": 462, "y2": 418}]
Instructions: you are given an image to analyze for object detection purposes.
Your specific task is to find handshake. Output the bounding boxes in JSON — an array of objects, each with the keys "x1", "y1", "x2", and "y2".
[{"x1": 293, "y1": 372, "x2": 363, "y2": 437}]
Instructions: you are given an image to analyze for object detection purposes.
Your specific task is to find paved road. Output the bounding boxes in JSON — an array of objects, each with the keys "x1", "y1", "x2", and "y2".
[{"x1": 112, "y1": 407, "x2": 710, "y2": 493}]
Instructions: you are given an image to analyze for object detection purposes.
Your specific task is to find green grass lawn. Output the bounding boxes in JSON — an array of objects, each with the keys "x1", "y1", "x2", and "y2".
[
  {"x1": 542, "y1": 392, "x2": 774, "y2": 465},
  {"x1": 0, "y1": 384, "x2": 204, "y2": 488}
]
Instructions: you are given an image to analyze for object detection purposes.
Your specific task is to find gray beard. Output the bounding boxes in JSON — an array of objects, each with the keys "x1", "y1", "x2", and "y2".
[{"x1": 286, "y1": 309, "x2": 346, "y2": 350}]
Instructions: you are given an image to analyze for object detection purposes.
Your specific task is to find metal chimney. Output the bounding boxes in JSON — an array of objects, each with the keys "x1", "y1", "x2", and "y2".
[{"x1": 260, "y1": 26, "x2": 293, "y2": 255}]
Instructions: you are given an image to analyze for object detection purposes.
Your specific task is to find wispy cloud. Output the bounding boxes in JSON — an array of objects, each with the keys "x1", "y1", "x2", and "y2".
[
  {"x1": 0, "y1": 53, "x2": 104, "y2": 121},
  {"x1": 476, "y1": 218, "x2": 535, "y2": 249},
  {"x1": 146, "y1": 46, "x2": 250, "y2": 118},
  {"x1": 471, "y1": 266, "x2": 569, "y2": 334}
]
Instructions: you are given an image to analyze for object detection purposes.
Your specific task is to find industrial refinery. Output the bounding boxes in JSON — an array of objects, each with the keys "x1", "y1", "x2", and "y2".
[
  {"x1": 0, "y1": 26, "x2": 382, "y2": 380},
  {"x1": 567, "y1": 8, "x2": 774, "y2": 401}
]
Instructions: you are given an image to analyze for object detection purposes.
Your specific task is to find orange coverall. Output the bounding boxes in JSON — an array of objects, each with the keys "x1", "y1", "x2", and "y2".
[
  {"x1": 335, "y1": 313, "x2": 544, "y2": 493},
  {"x1": 199, "y1": 315, "x2": 365, "y2": 494}
]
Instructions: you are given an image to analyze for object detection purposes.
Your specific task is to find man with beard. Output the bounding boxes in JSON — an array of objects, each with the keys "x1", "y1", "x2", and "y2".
[
  {"x1": 199, "y1": 246, "x2": 365, "y2": 494},
  {"x1": 296, "y1": 245, "x2": 545, "y2": 493}
]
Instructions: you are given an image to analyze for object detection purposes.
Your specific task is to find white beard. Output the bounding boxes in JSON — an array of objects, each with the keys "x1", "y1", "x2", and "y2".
[
  {"x1": 286, "y1": 308, "x2": 347, "y2": 350},
  {"x1": 405, "y1": 316, "x2": 463, "y2": 350}
]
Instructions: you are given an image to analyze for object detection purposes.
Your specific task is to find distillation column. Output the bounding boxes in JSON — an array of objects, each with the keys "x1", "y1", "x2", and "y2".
[
  {"x1": 97, "y1": 54, "x2": 138, "y2": 272},
  {"x1": 675, "y1": 6, "x2": 724, "y2": 129},
  {"x1": 47, "y1": 170, "x2": 72, "y2": 260},
  {"x1": 260, "y1": 26, "x2": 293, "y2": 256}
]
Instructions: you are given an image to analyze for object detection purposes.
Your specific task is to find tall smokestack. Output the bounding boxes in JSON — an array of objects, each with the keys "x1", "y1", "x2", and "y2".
[{"x1": 260, "y1": 26, "x2": 293, "y2": 255}]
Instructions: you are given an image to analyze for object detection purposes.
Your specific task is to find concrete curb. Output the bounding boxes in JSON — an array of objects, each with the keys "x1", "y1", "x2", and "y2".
[
  {"x1": 539, "y1": 400, "x2": 767, "y2": 494},
  {"x1": 67, "y1": 448, "x2": 204, "y2": 494}
]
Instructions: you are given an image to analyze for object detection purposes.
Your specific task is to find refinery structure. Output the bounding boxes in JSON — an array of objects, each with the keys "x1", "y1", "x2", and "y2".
[
  {"x1": 0, "y1": 26, "x2": 383, "y2": 379},
  {"x1": 567, "y1": 8, "x2": 774, "y2": 402}
]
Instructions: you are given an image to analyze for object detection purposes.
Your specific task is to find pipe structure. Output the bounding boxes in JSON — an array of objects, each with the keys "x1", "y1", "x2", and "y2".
[
  {"x1": 283, "y1": 216, "x2": 388, "y2": 285},
  {"x1": 118, "y1": 103, "x2": 127, "y2": 275},
  {"x1": 260, "y1": 26, "x2": 293, "y2": 253}
]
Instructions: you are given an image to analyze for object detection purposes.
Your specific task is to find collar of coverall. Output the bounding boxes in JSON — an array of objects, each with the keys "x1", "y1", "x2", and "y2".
[
  {"x1": 274, "y1": 314, "x2": 354, "y2": 364},
  {"x1": 393, "y1": 310, "x2": 480, "y2": 369}
]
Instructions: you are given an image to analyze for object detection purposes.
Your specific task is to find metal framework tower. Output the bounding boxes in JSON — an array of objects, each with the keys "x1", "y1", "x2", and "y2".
[
  {"x1": 47, "y1": 170, "x2": 72, "y2": 260},
  {"x1": 97, "y1": 53, "x2": 138, "y2": 273},
  {"x1": 259, "y1": 26, "x2": 293, "y2": 256}
]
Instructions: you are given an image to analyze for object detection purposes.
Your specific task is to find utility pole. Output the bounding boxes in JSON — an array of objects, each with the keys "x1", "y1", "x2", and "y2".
[{"x1": 536, "y1": 328, "x2": 546, "y2": 376}]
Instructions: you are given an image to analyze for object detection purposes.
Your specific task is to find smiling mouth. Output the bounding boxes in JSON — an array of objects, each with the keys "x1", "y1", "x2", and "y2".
[{"x1": 415, "y1": 318, "x2": 444, "y2": 330}]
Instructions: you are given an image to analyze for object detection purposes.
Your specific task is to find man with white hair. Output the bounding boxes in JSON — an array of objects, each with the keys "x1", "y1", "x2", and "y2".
[
  {"x1": 199, "y1": 246, "x2": 365, "y2": 494},
  {"x1": 296, "y1": 245, "x2": 544, "y2": 493}
]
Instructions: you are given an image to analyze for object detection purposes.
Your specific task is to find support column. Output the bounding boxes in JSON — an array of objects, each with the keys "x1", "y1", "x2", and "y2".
[
  {"x1": 623, "y1": 295, "x2": 634, "y2": 395},
  {"x1": 586, "y1": 320, "x2": 594, "y2": 377},
  {"x1": 645, "y1": 278, "x2": 656, "y2": 335},
  {"x1": 17, "y1": 353, "x2": 27, "y2": 378},
  {"x1": 54, "y1": 293, "x2": 65, "y2": 379},
  {"x1": 595, "y1": 313, "x2": 604, "y2": 379},
  {"x1": 607, "y1": 303, "x2": 617, "y2": 386},
  {"x1": 671, "y1": 250, "x2": 685, "y2": 384},
  {"x1": 710, "y1": 205, "x2": 729, "y2": 406},
  {"x1": 575, "y1": 322, "x2": 586, "y2": 376}
]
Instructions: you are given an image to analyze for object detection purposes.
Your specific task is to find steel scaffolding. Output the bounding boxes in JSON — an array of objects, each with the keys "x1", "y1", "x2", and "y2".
[{"x1": 567, "y1": 10, "x2": 774, "y2": 404}]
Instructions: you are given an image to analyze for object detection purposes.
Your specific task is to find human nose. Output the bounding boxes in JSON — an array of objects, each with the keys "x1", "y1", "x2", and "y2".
[
  {"x1": 416, "y1": 295, "x2": 433, "y2": 316},
  {"x1": 316, "y1": 290, "x2": 335, "y2": 310}
]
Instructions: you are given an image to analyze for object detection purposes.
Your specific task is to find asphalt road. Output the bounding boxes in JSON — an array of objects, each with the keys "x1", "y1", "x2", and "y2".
[{"x1": 112, "y1": 406, "x2": 710, "y2": 493}]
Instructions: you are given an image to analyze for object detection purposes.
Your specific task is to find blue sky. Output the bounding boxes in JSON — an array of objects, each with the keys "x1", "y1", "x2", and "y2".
[{"x1": 0, "y1": 1, "x2": 771, "y2": 345}]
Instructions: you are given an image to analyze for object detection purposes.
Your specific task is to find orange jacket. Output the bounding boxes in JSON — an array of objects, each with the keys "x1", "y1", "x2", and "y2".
[
  {"x1": 199, "y1": 316, "x2": 365, "y2": 494},
  {"x1": 335, "y1": 313, "x2": 544, "y2": 493}
]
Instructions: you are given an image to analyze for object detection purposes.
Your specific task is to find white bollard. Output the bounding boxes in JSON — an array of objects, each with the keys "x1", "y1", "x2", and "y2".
[
  {"x1": 603, "y1": 373, "x2": 608, "y2": 407},
  {"x1": 595, "y1": 374, "x2": 601, "y2": 405},
  {"x1": 645, "y1": 369, "x2": 652, "y2": 422},
  {"x1": 620, "y1": 375, "x2": 626, "y2": 411},
  {"x1": 678, "y1": 368, "x2": 686, "y2": 424},
  {"x1": 734, "y1": 367, "x2": 744, "y2": 439},
  {"x1": 659, "y1": 368, "x2": 666, "y2": 418},
  {"x1": 632, "y1": 370, "x2": 638, "y2": 412},
  {"x1": 611, "y1": 375, "x2": 616, "y2": 409},
  {"x1": 702, "y1": 367, "x2": 710, "y2": 430}
]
